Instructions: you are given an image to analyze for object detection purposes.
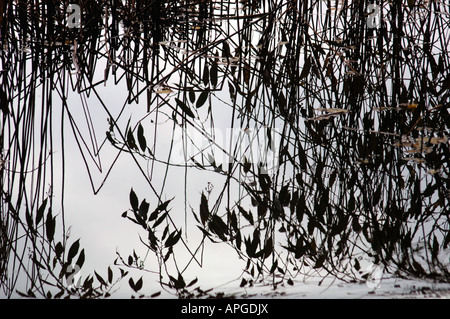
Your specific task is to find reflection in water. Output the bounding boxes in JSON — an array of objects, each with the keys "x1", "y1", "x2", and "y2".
[{"x1": 1, "y1": 1, "x2": 449, "y2": 298}]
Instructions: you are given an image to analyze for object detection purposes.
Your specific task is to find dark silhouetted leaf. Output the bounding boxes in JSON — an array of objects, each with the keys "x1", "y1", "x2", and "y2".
[
  {"x1": 151, "y1": 291, "x2": 161, "y2": 298},
  {"x1": 279, "y1": 184, "x2": 290, "y2": 206},
  {"x1": 348, "y1": 193, "x2": 356, "y2": 213},
  {"x1": 31, "y1": 256, "x2": 45, "y2": 269},
  {"x1": 307, "y1": 217, "x2": 315, "y2": 235},
  {"x1": 76, "y1": 249, "x2": 85, "y2": 268},
  {"x1": 313, "y1": 254, "x2": 325, "y2": 268},
  {"x1": 331, "y1": 214, "x2": 348, "y2": 236},
  {"x1": 352, "y1": 216, "x2": 362, "y2": 232},
  {"x1": 235, "y1": 231, "x2": 242, "y2": 250},
  {"x1": 175, "y1": 98, "x2": 195, "y2": 118},
  {"x1": 262, "y1": 237, "x2": 273, "y2": 259},
  {"x1": 150, "y1": 199, "x2": 172, "y2": 223},
  {"x1": 257, "y1": 201, "x2": 268, "y2": 218},
  {"x1": 165, "y1": 229, "x2": 182, "y2": 247},
  {"x1": 432, "y1": 235, "x2": 439, "y2": 257},
  {"x1": 153, "y1": 212, "x2": 167, "y2": 228},
  {"x1": 54, "y1": 290, "x2": 64, "y2": 299},
  {"x1": 135, "y1": 277, "x2": 143, "y2": 291},
  {"x1": 148, "y1": 227, "x2": 158, "y2": 251},
  {"x1": 354, "y1": 258, "x2": 361, "y2": 271},
  {"x1": 296, "y1": 193, "x2": 306, "y2": 223},
  {"x1": 243, "y1": 157, "x2": 251, "y2": 173},
  {"x1": 46, "y1": 210, "x2": 55, "y2": 242},
  {"x1": 83, "y1": 276, "x2": 93, "y2": 290},
  {"x1": 187, "y1": 278, "x2": 198, "y2": 287},
  {"x1": 258, "y1": 173, "x2": 271, "y2": 194},
  {"x1": 130, "y1": 189, "x2": 139, "y2": 212},
  {"x1": 189, "y1": 90, "x2": 196, "y2": 104},
  {"x1": 161, "y1": 225, "x2": 169, "y2": 241},
  {"x1": 196, "y1": 91, "x2": 208, "y2": 108},
  {"x1": 137, "y1": 123, "x2": 146, "y2": 152},
  {"x1": 210, "y1": 62, "x2": 218, "y2": 87},
  {"x1": 36, "y1": 199, "x2": 47, "y2": 226},
  {"x1": 95, "y1": 271, "x2": 107, "y2": 286},
  {"x1": 119, "y1": 268, "x2": 128, "y2": 278},
  {"x1": 238, "y1": 205, "x2": 254, "y2": 225},
  {"x1": 243, "y1": 63, "x2": 250, "y2": 85},
  {"x1": 412, "y1": 260, "x2": 425, "y2": 274},
  {"x1": 129, "y1": 277, "x2": 143, "y2": 292},
  {"x1": 139, "y1": 200, "x2": 149, "y2": 221},
  {"x1": 203, "y1": 64, "x2": 209, "y2": 86},
  {"x1": 127, "y1": 129, "x2": 137, "y2": 150},
  {"x1": 55, "y1": 242, "x2": 64, "y2": 260},
  {"x1": 222, "y1": 41, "x2": 231, "y2": 58},
  {"x1": 208, "y1": 215, "x2": 228, "y2": 241},
  {"x1": 148, "y1": 208, "x2": 159, "y2": 221},
  {"x1": 229, "y1": 210, "x2": 238, "y2": 232},
  {"x1": 108, "y1": 266, "x2": 113, "y2": 284},
  {"x1": 67, "y1": 239, "x2": 80, "y2": 264},
  {"x1": 244, "y1": 230, "x2": 260, "y2": 258},
  {"x1": 25, "y1": 209, "x2": 34, "y2": 232},
  {"x1": 200, "y1": 192, "x2": 210, "y2": 225},
  {"x1": 170, "y1": 273, "x2": 186, "y2": 290}
]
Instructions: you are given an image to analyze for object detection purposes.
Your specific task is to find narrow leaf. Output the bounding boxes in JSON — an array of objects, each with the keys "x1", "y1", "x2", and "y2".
[
  {"x1": 128, "y1": 255, "x2": 133, "y2": 266},
  {"x1": 130, "y1": 189, "x2": 139, "y2": 212},
  {"x1": 95, "y1": 271, "x2": 107, "y2": 286},
  {"x1": 46, "y1": 210, "x2": 55, "y2": 242},
  {"x1": 139, "y1": 200, "x2": 150, "y2": 221},
  {"x1": 200, "y1": 192, "x2": 210, "y2": 225},
  {"x1": 237, "y1": 205, "x2": 254, "y2": 225},
  {"x1": 134, "y1": 277, "x2": 143, "y2": 291},
  {"x1": 196, "y1": 91, "x2": 209, "y2": 108},
  {"x1": 203, "y1": 64, "x2": 209, "y2": 86},
  {"x1": 153, "y1": 212, "x2": 167, "y2": 228},
  {"x1": 67, "y1": 239, "x2": 80, "y2": 264},
  {"x1": 210, "y1": 62, "x2": 218, "y2": 87},
  {"x1": 137, "y1": 124, "x2": 146, "y2": 152},
  {"x1": 187, "y1": 278, "x2": 198, "y2": 287},
  {"x1": 55, "y1": 242, "x2": 64, "y2": 260},
  {"x1": 127, "y1": 129, "x2": 137, "y2": 150},
  {"x1": 36, "y1": 199, "x2": 47, "y2": 226},
  {"x1": 175, "y1": 98, "x2": 195, "y2": 118},
  {"x1": 108, "y1": 267, "x2": 113, "y2": 284},
  {"x1": 25, "y1": 209, "x2": 34, "y2": 232},
  {"x1": 76, "y1": 249, "x2": 85, "y2": 268},
  {"x1": 189, "y1": 90, "x2": 196, "y2": 104},
  {"x1": 165, "y1": 229, "x2": 182, "y2": 247},
  {"x1": 208, "y1": 215, "x2": 228, "y2": 241}
]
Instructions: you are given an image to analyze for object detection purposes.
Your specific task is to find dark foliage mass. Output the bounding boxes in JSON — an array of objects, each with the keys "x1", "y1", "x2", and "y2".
[{"x1": 1, "y1": 0, "x2": 449, "y2": 298}]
